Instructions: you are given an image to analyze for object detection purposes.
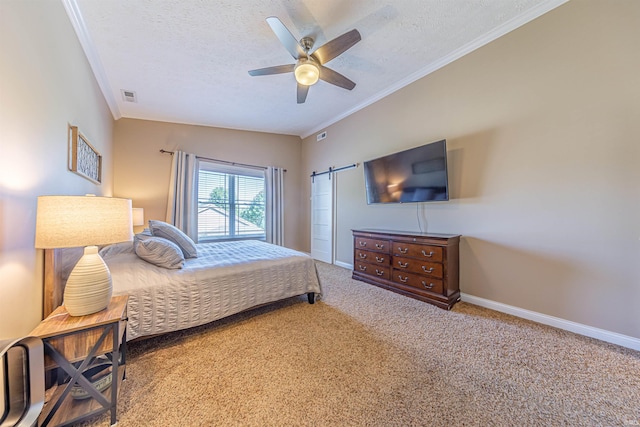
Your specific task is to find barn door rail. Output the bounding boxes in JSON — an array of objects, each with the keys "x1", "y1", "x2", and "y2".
[{"x1": 310, "y1": 163, "x2": 358, "y2": 183}]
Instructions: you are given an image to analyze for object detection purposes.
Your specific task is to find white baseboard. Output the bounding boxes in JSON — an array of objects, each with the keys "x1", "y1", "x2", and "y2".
[
  {"x1": 325, "y1": 262, "x2": 639, "y2": 351},
  {"x1": 334, "y1": 261, "x2": 353, "y2": 270},
  {"x1": 461, "y1": 293, "x2": 640, "y2": 352}
]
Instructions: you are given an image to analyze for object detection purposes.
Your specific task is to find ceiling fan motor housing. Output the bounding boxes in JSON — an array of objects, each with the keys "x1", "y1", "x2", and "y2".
[{"x1": 300, "y1": 36, "x2": 314, "y2": 51}]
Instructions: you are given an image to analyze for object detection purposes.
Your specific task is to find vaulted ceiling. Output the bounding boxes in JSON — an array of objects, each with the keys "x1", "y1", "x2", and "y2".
[{"x1": 67, "y1": 0, "x2": 567, "y2": 138}]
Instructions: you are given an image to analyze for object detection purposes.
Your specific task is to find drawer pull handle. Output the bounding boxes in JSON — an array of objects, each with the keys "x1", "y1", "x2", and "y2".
[
  {"x1": 375, "y1": 256, "x2": 384, "y2": 263},
  {"x1": 421, "y1": 250, "x2": 434, "y2": 257},
  {"x1": 397, "y1": 261, "x2": 409, "y2": 268},
  {"x1": 359, "y1": 253, "x2": 367, "y2": 259},
  {"x1": 359, "y1": 241, "x2": 367, "y2": 247},
  {"x1": 398, "y1": 247, "x2": 408, "y2": 254},
  {"x1": 375, "y1": 269, "x2": 384, "y2": 276},
  {"x1": 375, "y1": 243, "x2": 384, "y2": 249},
  {"x1": 398, "y1": 275, "x2": 409, "y2": 283},
  {"x1": 421, "y1": 281, "x2": 434, "y2": 289},
  {"x1": 359, "y1": 265, "x2": 367, "y2": 271},
  {"x1": 421, "y1": 266, "x2": 434, "y2": 273}
]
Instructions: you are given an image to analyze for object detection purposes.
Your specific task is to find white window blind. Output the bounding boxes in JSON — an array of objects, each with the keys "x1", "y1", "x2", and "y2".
[{"x1": 197, "y1": 161, "x2": 266, "y2": 241}]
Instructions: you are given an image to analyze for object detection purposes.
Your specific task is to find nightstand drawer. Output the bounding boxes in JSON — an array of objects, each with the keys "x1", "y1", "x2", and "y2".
[
  {"x1": 35, "y1": 299, "x2": 128, "y2": 370},
  {"x1": 43, "y1": 319, "x2": 126, "y2": 369}
]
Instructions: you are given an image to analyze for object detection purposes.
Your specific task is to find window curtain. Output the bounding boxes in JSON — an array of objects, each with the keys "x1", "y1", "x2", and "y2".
[
  {"x1": 265, "y1": 166, "x2": 284, "y2": 246},
  {"x1": 166, "y1": 150, "x2": 199, "y2": 242}
]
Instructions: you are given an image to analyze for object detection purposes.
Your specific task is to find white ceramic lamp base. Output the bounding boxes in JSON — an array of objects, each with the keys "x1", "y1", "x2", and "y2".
[{"x1": 63, "y1": 246, "x2": 112, "y2": 316}]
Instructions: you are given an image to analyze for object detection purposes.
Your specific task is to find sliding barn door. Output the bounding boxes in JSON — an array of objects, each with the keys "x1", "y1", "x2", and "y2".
[{"x1": 311, "y1": 174, "x2": 334, "y2": 263}]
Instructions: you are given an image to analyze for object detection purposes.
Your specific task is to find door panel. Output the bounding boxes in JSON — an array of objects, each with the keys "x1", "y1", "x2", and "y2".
[{"x1": 311, "y1": 174, "x2": 334, "y2": 263}]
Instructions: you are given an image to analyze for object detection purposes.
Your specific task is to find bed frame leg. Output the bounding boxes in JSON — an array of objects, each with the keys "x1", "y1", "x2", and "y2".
[{"x1": 307, "y1": 293, "x2": 315, "y2": 304}]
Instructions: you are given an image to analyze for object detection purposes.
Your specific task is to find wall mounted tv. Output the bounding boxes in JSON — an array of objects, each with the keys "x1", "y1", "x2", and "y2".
[{"x1": 363, "y1": 139, "x2": 449, "y2": 204}]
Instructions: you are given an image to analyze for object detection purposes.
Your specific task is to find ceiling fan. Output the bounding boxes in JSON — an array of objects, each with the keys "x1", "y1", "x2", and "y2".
[{"x1": 248, "y1": 17, "x2": 361, "y2": 104}]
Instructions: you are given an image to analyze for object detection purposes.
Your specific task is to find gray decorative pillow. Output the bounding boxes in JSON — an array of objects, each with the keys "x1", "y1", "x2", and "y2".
[
  {"x1": 134, "y1": 234, "x2": 185, "y2": 269},
  {"x1": 148, "y1": 220, "x2": 198, "y2": 259},
  {"x1": 99, "y1": 241, "x2": 134, "y2": 258}
]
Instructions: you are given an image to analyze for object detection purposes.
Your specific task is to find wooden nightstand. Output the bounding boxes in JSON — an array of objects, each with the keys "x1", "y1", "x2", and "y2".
[{"x1": 30, "y1": 295, "x2": 128, "y2": 426}]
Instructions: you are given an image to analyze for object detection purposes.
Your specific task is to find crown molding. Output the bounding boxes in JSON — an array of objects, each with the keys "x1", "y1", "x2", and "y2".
[
  {"x1": 301, "y1": 0, "x2": 570, "y2": 139},
  {"x1": 62, "y1": 0, "x2": 121, "y2": 120}
]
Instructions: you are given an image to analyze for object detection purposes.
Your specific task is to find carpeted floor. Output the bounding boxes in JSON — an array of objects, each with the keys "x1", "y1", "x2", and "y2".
[{"x1": 79, "y1": 262, "x2": 640, "y2": 426}]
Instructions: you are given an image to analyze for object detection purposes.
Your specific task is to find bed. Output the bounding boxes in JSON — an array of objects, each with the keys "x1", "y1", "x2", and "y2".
[{"x1": 43, "y1": 240, "x2": 322, "y2": 341}]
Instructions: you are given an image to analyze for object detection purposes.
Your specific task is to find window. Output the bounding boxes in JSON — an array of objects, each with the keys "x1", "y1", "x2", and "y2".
[{"x1": 197, "y1": 161, "x2": 266, "y2": 241}]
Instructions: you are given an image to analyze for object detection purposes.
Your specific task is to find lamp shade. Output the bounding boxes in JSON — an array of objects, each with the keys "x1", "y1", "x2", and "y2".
[
  {"x1": 35, "y1": 195, "x2": 133, "y2": 316},
  {"x1": 35, "y1": 196, "x2": 133, "y2": 248}
]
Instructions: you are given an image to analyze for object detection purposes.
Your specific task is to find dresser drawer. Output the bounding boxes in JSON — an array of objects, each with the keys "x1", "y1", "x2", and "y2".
[
  {"x1": 354, "y1": 261, "x2": 390, "y2": 280},
  {"x1": 392, "y1": 271, "x2": 444, "y2": 294},
  {"x1": 392, "y1": 256, "x2": 443, "y2": 279},
  {"x1": 355, "y1": 249, "x2": 389, "y2": 265},
  {"x1": 392, "y1": 242, "x2": 443, "y2": 262},
  {"x1": 355, "y1": 237, "x2": 390, "y2": 253}
]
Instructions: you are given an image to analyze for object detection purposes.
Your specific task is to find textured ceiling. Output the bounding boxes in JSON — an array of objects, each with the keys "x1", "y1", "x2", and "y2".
[{"x1": 66, "y1": 0, "x2": 567, "y2": 138}]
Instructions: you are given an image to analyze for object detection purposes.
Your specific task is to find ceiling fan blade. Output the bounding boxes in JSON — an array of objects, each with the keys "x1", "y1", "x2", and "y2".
[
  {"x1": 319, "y1": 66, "x2": 356, "y2": 90},
  {"x1": 266, "y1": 16, "x2": 305, "y2": 60},
  {"x1": 312, "y1": 29, "x2": 361, "y2": 65},
  {"x1": 297, "y1": 83, "x2": 309, "y2": 104},
  {"x1": 248, "y1": 64, "x2": 295, "y2": 76}
]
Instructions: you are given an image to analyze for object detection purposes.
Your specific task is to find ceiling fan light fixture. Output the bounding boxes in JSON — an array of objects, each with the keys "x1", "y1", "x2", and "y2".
[{"x1": 294, "y1": 60, "x2": 319, "y2": 86}]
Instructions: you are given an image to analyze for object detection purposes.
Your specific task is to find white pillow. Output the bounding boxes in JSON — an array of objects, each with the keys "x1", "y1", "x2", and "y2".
[
  {"x1": 148, "y1": 220, "x2": 198, "y2": 259},
  {"x1": 134, "y1": 234, "x2": 185, "y2": 269}
]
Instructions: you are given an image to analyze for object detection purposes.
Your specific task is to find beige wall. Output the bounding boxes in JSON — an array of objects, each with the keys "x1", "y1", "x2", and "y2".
[
  {"x1": 0, "y1": 1, "x2": 114, "y2": 338},
  {"x1": 112, "y1": 119, "x2": 304, "y2": 250},
  {"x1": 301, "y1": 0, "x2": 640, "y2": 338},
  {"x1": 1, "y1": 0, "x2": 637, "y2": 344}
]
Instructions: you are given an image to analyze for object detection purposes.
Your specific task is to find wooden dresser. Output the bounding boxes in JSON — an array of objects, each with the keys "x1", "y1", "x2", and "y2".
[{"x1": 352, "y1": 229, "x2": 461, "y2": 310}]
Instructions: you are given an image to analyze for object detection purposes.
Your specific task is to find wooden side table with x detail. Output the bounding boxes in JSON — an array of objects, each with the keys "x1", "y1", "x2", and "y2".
[{"x1": 30, "y1": 295, "x2": 128, "y2": 426}]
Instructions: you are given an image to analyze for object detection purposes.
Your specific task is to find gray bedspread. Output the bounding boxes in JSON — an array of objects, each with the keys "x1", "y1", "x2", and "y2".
[{"x1": 100, "y1": 240, "x2": 322, "y2": 340}]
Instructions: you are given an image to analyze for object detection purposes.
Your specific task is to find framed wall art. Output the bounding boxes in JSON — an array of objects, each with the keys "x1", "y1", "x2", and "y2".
[{"x1": 68, "y1": 125, "x2": 102, "y2": 184}]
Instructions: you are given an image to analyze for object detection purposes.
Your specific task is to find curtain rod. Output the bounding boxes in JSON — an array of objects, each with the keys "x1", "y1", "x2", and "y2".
[
  {"x1": 310, "y1": 163, "x2": 358, "y2": 182},
  {"x1": 159, "y1": 149, "x2": 286, "y2": 172}
]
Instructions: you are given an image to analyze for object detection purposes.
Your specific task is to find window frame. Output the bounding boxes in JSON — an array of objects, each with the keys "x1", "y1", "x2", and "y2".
[{"x1": 197, "y1": 161, "x2": 266, "y2": 242}]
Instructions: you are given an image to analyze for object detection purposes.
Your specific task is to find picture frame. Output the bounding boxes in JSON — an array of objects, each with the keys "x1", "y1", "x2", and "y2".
[{"x1": 68, "y1": 125, "x2": 102, "y2": 184}]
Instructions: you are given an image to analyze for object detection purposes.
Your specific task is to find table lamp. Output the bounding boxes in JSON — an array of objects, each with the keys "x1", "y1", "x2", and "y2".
[{"x1": 35, "y1": 195, "x2": 133, "y2": 316}]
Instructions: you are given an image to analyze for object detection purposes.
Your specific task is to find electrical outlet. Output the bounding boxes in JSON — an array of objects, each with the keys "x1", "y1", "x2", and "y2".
[{"x1": 317, "y1": 131, "x2": 327, "y2": 141}]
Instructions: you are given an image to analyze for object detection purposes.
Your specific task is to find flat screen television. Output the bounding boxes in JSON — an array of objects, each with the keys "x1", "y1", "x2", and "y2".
[{"x1": 363, "y1": 139, "x2": 449, "y2": 204}]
